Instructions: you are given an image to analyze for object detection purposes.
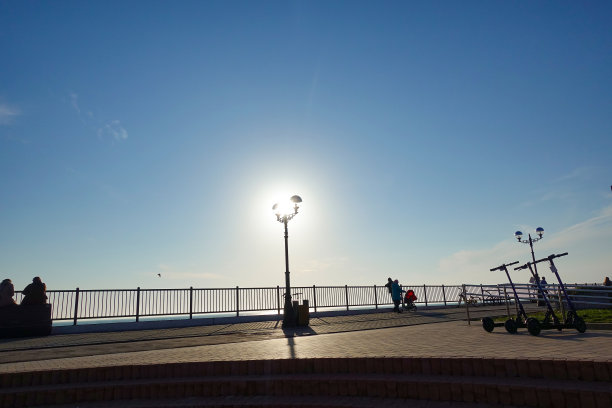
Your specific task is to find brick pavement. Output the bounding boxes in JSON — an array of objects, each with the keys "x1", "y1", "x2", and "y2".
[
  {"x1": 0, "y1": 305, "x2": 522, "y2": 364},
  {"x1": 1, "y1": 306, "x2": 610, "y2": 375}
]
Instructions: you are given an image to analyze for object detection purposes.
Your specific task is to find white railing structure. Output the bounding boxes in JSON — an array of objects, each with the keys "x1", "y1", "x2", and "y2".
[
  {"x1": 460, "y1": 283, "x2": 612, "y2": 320},
  {"x1": 13, "y1": 283, "x2": 610, "y2": 325}
]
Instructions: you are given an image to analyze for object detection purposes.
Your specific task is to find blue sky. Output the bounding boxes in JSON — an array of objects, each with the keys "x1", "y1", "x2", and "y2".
[{"x1": 1, "y1": 1, "x2": 611, "y2": 291}]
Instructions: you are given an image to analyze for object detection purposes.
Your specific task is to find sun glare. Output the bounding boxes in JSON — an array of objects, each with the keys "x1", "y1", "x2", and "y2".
[{"x1": 273, "y1": 200, "x2": 296, "y2": 217}]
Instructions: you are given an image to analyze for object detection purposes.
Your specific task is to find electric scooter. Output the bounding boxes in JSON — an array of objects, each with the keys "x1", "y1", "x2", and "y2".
[
  {"x1": 514, "y1": 260, "x2": 564, "y2": 335},
  {"x1": 532, "y1": 252, "x2": 586, "y2": 333},
  {"x1": 482, "y1": 261, "x2": 534, "y2": 334}
]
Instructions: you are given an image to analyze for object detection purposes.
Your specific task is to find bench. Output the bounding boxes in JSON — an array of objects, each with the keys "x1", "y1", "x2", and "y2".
[
  {"x1": 0, "y1": 304, "x2": 52, "y2": 338},
  {"x1": 482, "y1": 290, "x2": 506, "y2": 306}
]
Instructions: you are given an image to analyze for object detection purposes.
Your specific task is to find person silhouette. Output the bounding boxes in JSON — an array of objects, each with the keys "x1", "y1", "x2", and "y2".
[
  {"x1": 391, "y1": 279, "x2": 403, "y2": 313},
  {"x1": 384, "y1": 277, "x2": 393, "y2": 299},
  {"x1": 0, "y1": 279, "x2": 16, "y2": 307},
  {"x1": 21, "y1": 277, "x2": 48, "y2": 306}
]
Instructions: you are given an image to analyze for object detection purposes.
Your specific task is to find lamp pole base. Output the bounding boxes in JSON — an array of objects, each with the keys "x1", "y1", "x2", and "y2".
[{"x1": 282, "y1": 300, "x2": 295, "y2": 327}]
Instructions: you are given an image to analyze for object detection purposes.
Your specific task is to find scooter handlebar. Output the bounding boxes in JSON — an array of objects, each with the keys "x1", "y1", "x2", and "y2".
[
  {"x1": 534, "y1": 252, "x2": 569, "y2": 265},
  {"x1": 490, "y1": 260, "x2": 519, "y2": 271},
  {"x1": 514, "y1": 263, "x2": 530, "y2": 271}
]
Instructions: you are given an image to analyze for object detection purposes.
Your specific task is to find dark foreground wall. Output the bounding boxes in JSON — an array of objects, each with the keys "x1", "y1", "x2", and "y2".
[{"x1": 0, "y1": 303, "x2": 52, "y2": 338}]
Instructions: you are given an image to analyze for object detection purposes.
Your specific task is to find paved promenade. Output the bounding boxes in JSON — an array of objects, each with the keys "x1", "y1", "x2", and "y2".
[{"x1": 1, "y1": 306, "x2": 610, "y2": 375}]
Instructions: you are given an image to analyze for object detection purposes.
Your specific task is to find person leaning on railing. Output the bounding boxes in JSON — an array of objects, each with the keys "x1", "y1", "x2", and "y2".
[{"x1": 385, "y1": 277, "x2": 393, "y2": 299}]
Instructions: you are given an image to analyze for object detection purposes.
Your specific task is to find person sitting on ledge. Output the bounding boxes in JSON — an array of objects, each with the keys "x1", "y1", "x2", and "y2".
[
  {"x1": 0, "y1": 279, "x2": 16, "y2": 307},
  {"x1": 20, "y1": 277, "x2": 47, "y2": 306}
]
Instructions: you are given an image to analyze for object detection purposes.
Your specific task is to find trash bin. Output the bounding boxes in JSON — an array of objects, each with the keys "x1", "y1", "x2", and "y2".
[{"x1": 298, "y1": 299, "x2": 310, "y2": 326}]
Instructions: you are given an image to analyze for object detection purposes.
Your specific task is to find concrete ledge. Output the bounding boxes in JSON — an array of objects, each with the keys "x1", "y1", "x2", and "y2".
[
  {"x1": 51, "y1": 307, "x2": 406, "y2": 335},
  {"x1": 52, "y1": 314, "x2": 276, "y2": 335}
]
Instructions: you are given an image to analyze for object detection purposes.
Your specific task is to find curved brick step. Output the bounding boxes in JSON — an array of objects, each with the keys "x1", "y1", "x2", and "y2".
[
  {"x1": 2, "y1": 374, "x2": 611, "y2": 407},
  {"x1": 2, "y1": 357, "x2": 610, "y2": 386},
  {"x1": 21, "y1": 396, "x2": 528, "y2": 408},
  {"x1": 31, "y1": 396, "x2": 521, "y2": 408},
  {"x1": 1, "y1": 358, "x2": 610, "y2": 408}
]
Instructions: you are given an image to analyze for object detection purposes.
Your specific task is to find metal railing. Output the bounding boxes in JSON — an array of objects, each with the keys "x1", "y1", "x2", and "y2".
[
  {"x1": 14, "y1": 283, "x2": 609, "y2": 325},
  {"x1": 461, "y1": 283, "x2": 612, "y2": 310}
]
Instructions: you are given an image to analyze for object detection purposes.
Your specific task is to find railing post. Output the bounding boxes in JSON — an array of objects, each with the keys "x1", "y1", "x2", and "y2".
[
  {"x1": 313, "y1": 285, "x2": 318, "y2": 313},
  {"x1": 135, "y1": 287, "x2": 140, "y2": 322},
  {"x1": 514, "y1": 284, "x2": 520, "y2": 316},
  {"x1": 558, "y1": 286, "x2": 566, "y2": 323},
  {"x1": 345, "y1": 285, "x2": 349, "y2": 311},
  {"x1": 276, "y1": 285, "x2": 281, "y2": 315},
  {"x1": 374, "y1": 285, "x2": 378, "y2": 309},
  {"x1": 73, "y1": 287, "x2": 80, "y2": 326},
  {"x1": 236, "y1": 286, "x2": 239, "y2": 317},
  {"x1": 442, "y1": 285, "x2": 447, "y2": 306},
  {"x1": 189, "y1": 286, "x2": 193, "y2": 319},
  {"x1": 480, "y1": 284, "x2": 484, "y2": 304},
  {"x1": 423, "y1": 284, "x2": 428, "y2": 307},
  {"x1": 504, "y1": 286, "x2": 510, "y2": 317},
  {"x1": 463, "y1": 284, "x2": 471, "y2": 325}
]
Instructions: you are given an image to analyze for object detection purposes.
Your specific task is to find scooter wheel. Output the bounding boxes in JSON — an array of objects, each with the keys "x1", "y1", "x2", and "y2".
[
  {"x1": 527, "y1": 318, "x2": 541, "y2": 336},
  {"x1": 574, "y1": 316, "x2": 587, "y2": 333},
  {"x1": 482, "y1": 317, "x2": 495, "y2": 333},
  {"x1": 504, "y1": 319, "x2": 518, "y2": 334}
]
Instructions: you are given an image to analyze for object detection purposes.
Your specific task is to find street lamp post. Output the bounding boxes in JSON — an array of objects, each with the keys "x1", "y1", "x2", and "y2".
[
  {"x1": 272, "y1": 195, "x2": 302, "y2": 327},
  {"x1": 514, "y1": 227, "x2": 544, "y2": 281}
]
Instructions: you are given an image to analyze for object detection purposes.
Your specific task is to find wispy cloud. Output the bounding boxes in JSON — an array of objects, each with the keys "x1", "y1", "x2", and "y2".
[
  {"x1": 519, "y1": 166, "x2": 601, "y2": 208},
  {"x1": 518, "y1": 189, "x2": 574, "y2": 208},
  {"x1": 554, "y1": 166, "x2": 596, "y2": 182},
  {"x1": 436, "y1": 204, "x2": 612, "y2": 284},
  {"x1": 542, "y1": 205, "x2": 612, "y2": 248},
  {"x1": 98, "y1": 120, "x2": 128, "y2": 141},
  {"x1": 0, "y1": 103, "x2": 21, "y2": 125},
  {"x1": 67, "y1": 91, "x2": 129, "y2": 142},
  {"x1": 69, "y1": 92, "x2": 80, "y2": 114}
]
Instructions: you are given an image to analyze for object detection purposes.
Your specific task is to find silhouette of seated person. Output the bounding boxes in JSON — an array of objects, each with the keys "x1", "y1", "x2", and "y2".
[
  {"x1": 0, "y1": 279, "x2": 16, "y2": 307},
  {"x1": 20, "y1": 277, "x2": 48, "y2": 306}
]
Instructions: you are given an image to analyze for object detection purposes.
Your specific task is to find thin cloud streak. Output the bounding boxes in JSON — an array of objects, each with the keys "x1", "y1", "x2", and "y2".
[
  {"x1": 0, "y1": 103, "x2": 21, "y2": 125},
  {"x1": 554, "y1": 166, "x2": 596, "y2": 182},
  {"x1": 70, "y1": 92, "x2": 80, "y2": 114},
  {"x1": 98, "y1": 120, "x2": 128, "y2": 141},
  {"x1": 518, "y1": 190, "x2": 575, "y2": 208},
  {"x1": 436, "y1": 204, "x2": 612, "y2": 284},
  {"x1": 67, "y1": 92, "x2": 128, "y2": 142}
]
